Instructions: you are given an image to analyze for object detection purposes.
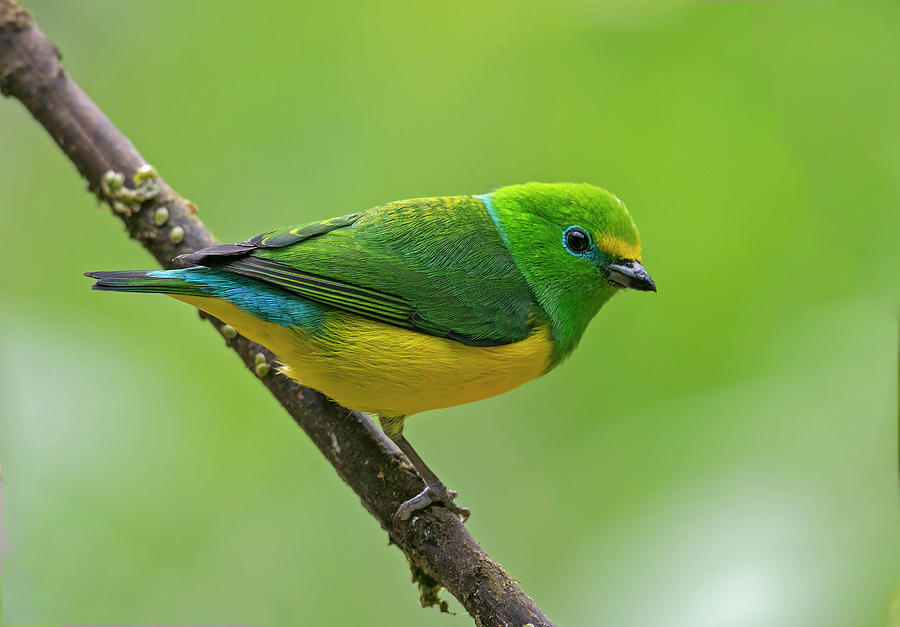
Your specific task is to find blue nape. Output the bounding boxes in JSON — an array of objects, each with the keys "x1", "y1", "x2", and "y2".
[
  {"x1": 476, "y1": 193, "x2": 509, "y2": 245},
  {"x1": 150, "y1": 268, "x2": 328, "y2": 330}
]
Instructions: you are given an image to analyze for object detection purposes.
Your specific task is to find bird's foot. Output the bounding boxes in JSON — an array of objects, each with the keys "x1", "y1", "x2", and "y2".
[{"x1": 394, "y1": 482, "x2": 470, "y2": 525}]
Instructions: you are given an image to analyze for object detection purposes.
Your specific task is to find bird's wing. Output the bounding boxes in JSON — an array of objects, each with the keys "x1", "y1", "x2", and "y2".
[{"x1": 178, "y1": 195, "x2": 539, "y2": 346}]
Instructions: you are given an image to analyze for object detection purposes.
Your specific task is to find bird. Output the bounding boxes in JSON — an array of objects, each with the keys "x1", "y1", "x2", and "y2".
[{"x1": 85, "y1": 182, "x2": 655, "y2": 523}]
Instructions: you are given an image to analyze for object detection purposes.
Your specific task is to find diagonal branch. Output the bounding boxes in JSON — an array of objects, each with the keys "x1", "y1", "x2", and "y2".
[{"x1": 0, "y1": 2, "x2": 553, "y2": 626}]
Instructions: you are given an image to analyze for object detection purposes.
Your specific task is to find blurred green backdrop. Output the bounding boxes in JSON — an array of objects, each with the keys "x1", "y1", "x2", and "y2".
[{"x1": 1, "y1": 0, "x2": 898, "y2": 625}]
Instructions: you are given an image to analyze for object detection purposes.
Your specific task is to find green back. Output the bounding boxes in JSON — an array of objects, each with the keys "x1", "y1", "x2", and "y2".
[{"x1": 252, "y1": 195, "x2": 542, "y2": 345}]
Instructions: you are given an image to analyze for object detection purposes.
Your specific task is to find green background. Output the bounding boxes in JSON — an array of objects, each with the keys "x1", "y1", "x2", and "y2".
[{"x1": 1, "y1": 0, "x2": 898, "y2": 625}]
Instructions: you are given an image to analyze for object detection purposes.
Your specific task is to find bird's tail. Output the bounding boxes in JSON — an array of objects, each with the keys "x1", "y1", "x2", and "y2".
[{"x1": 84, "y1": 270, "x2": 207, "y2": 296}]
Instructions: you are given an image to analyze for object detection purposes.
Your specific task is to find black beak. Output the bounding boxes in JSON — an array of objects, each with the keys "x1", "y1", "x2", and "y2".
[{"x1": 601, "y1": 260, "x2": 657, "y2": 292}]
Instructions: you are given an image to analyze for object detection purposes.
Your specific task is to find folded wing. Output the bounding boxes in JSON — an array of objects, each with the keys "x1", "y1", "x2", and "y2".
[{"x1": 177, "y1": 196, "x2": 539, "y2": 346}]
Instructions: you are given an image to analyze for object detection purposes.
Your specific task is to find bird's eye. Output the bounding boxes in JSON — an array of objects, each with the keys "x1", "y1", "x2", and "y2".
[{"x1": 564, "y1": 227, "x2": 591, "y2": 255}]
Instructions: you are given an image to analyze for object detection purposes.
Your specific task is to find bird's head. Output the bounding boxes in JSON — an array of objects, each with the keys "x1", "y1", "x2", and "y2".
[{"x1": 483, "y1": 182, "x2": 655, "y2": 358}]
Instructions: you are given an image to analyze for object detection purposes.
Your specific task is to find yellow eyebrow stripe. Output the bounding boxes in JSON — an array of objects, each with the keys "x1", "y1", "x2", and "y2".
[{"x1": 596, "y1": 236, "x2": 642, "y2": 261}]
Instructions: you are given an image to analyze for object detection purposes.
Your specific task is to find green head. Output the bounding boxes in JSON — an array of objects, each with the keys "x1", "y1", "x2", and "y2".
[{"x1": 481, "y1": 182, "x2": 655, "y2": 362}]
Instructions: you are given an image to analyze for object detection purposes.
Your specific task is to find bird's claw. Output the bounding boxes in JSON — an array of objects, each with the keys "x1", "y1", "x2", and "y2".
[{"x1": 393, "y1": 483, "x2": 470, "y2": 525}]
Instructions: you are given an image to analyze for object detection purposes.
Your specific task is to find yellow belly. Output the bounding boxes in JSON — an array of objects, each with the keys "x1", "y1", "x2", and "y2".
[{"x1": 175, "y1": 296, "x2": 553, "y2": 417}]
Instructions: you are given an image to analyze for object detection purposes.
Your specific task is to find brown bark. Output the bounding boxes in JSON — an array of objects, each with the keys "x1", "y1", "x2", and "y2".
[{"x1": 0, "y1": 2, "x2": 553, "y2": 625}]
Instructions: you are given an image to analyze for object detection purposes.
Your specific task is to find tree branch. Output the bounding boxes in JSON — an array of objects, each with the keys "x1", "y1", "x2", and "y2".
[{"x1": 0, "y1": 2, "x2": 553, "y2": 626}]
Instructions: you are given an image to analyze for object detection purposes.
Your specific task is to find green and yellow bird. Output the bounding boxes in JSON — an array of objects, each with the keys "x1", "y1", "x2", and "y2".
[{"x1": 86, "y1": 182, "x2": 655, "y2": 521}]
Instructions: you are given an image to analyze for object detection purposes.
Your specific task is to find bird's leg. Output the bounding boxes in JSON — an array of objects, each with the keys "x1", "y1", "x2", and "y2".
[
  {"x1": 393, "y1": 434, "x2": 471, "y2": 522},
  {"x1": 380, "y1": 416, "x2": 470, "y2": 524}
]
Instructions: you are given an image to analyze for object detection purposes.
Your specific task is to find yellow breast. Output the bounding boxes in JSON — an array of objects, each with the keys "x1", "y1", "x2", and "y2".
[{"x1": 175, "y1": 296, "x2": 553, "y2": 417}]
